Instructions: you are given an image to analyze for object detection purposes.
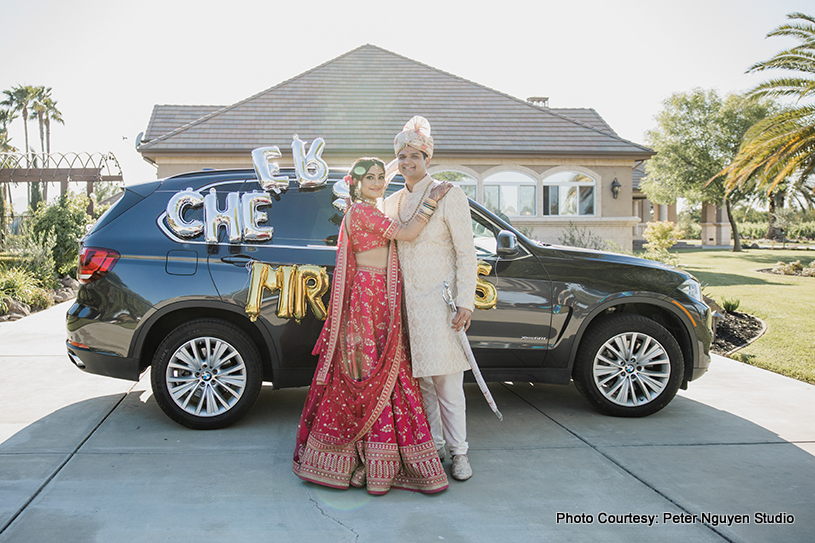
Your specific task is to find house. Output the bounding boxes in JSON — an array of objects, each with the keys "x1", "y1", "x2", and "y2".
[{"x1": 138, "y1": 44, "x2": 654, "y2": 250}]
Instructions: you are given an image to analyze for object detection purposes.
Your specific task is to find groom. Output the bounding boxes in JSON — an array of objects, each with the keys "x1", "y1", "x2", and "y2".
[{"x1": 383, "y1": 116, "x2": 478, "y2": 481}]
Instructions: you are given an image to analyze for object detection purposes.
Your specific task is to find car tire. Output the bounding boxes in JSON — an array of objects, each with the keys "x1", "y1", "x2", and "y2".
[
  {"x1": 573, "y1": 314, "x2": 684, "y2": 417},
  {"x1": 151, "y1": 319, "x2": 262, "y2": 429}
]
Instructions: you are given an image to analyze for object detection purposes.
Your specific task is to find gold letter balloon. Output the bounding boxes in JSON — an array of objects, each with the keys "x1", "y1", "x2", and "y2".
[
  {"x1": 475, "y1": 260, "x2": 498, "y2": 310},
  {"x1": 298, "y1": 265, "x2": 329, "y2": 321},
  {"x1": 247, "y1": 261, "x2": 496, "y2": 322}
]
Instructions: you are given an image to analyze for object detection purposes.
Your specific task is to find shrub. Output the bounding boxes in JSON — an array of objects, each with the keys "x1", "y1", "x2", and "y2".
[
  {"x1": 0, "y1": 252, "x2": 21, "y2": 268},
  {"x1": 737, "y1": 222, "x2": 767, "y2": 240},
  {"x1": 641, "y1": 221, "x2": 681, "y2": 265},
  {"x1": 0, "y1": 267, "x2": 53, "y2": 311},
  {"x1": 516, "y1": 225, "x2": 534, "y2": 239},
  {"x1": 722, "y1": 297, "x2": 740, "y2": 312},
  {"x1": 558, "y1": 222, "x2": 610, "y2": 251},
  {"x1": 789, "y1": 222, "x2": 815, "y2": 240},
  {"x1": 30, "y1": 193, "x2": 93, "y2": 278},
  {"x1": 93, "y1": 181, "x2": 124, "y2": 218},
  {"x1": 1, "y1": 220, "x2": 57, "y2": 288},
  {"x1": 639, "y1": 247, "x2": 679, "y2": 266},
  {"x1": 678, "y1": 212, "x2": 702, "y2": 239},
  {"x1": 738, "y1": 221, "x2": 815, "y2": 241},
  {"x1": 643, "y1": 221, "x2": 681, "y2": 251},
  {"x1": 772, "y1": 260, "x2": 804, "y2": 275}
]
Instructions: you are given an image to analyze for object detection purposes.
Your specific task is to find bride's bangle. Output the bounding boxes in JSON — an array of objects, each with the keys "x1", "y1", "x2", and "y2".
[{"x1": 416, "y1": 198, "x2": 437, "y2": 222}]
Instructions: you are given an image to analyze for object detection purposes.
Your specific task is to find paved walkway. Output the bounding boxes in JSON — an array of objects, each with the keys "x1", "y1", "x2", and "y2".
[{"x1": 1, "y1": 302, "x2": 813, "y2": 542}]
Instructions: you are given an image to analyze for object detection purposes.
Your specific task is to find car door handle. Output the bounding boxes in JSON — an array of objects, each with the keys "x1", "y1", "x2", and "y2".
[{"x1": 220, "y1": 254, "x2": 257, "y2": 266}]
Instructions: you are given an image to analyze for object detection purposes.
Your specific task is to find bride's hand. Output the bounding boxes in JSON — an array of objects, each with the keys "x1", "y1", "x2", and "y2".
[{"x1": 429, "y1": 181, "x2": 453, "y2": 202}]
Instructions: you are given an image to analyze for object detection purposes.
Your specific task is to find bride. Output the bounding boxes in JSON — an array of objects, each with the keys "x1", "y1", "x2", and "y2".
[{"x1": 293, "y1": 157, "x2": 451, "y2": 494}]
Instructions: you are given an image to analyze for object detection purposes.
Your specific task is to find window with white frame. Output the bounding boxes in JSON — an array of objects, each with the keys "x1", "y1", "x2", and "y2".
[
  {"x1": 483, "y1": 171, "x2": 536, "y2": 217},
  {"x1": 433, "y1": 170, "x2": 477, "y2": 200},
  {"x1": 542, "y1": 171, "x2": 596, "y2": 216}
]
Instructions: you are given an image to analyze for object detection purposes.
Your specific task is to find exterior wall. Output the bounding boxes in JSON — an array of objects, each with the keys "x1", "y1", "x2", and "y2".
[
  {"x1": 632, "y1": 196, "x2": 652, "y2": 242},
  {"x1": 631, "y1": 193, "x2": 678, "y2": 245},
  {"x1": 700, "y1": 202, "x2": 731, "y2": 246},
  {"x1": 149, "y1": 155, "x2": 255, "y2": 178},
  {"x1": 146, "y1": 152, "x2": 644, "y2": 250},
  {"x1": 429, "y1": 157, "x2": 640, "y2": 250}
]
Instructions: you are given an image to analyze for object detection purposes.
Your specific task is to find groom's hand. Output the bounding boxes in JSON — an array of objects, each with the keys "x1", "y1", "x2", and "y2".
[{"x1": 452, "y1": 307, "x2": 472, "y2": 332}]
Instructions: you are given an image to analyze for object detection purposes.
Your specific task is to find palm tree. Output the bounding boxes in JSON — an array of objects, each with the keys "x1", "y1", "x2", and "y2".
[
  {"x1": 0, "y1": 108, "x2": 18, "y2": 231},
  {"x1": 721, "y1": 12, "x2": 815, "y2": 199},
  {"x1": 31, "y1": 87, "x2": 63, "y2": 200},
  {"x1": 0, "y1": 110, "x2": 14, "y2": 240},
  {"x1": 1, "y1": 85, "x2": 37, "y2": 167},
  {"x1": 0, "y1": 107, "x2": 16, "y2": 133},
  {"x1": 31, "y1": 87, "x2": 51, "y2": 158},
  {"x1": 43, "y1": 96, "x2": 63, "y2": 160},
  {"x1": 0, "y1": 128, "x2": 14, "y2": 153}
]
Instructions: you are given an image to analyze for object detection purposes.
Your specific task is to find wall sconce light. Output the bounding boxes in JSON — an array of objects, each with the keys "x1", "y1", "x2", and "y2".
[{"x1": 611, "y1": 178, "x2": 621, "y2": 199}]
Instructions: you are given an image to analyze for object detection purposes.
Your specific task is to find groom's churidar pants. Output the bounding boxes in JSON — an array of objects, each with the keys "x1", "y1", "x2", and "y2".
[{"x1": 419, "y1": 372, "x2": 468, "y2": 456}]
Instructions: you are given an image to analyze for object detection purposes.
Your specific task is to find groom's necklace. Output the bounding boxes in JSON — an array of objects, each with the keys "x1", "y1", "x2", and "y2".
[{"x1": 398, "y1": 177, "x2": 432, "y2": 224}]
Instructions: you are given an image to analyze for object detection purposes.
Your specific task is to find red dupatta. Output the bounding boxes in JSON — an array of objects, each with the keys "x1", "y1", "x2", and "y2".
[{"x1": 300, "y1": 210, "x2": 407, "y2": 448}]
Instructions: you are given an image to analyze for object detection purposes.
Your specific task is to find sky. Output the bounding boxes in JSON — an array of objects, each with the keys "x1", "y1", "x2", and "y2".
[{"x1": 0, "y1": 0, "x2": 809, "y2": 208}]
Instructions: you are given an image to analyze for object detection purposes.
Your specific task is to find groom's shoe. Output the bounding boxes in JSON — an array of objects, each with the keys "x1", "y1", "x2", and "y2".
[{"x1": 451, "y1": 454, "x2": 472, "y2": 481}]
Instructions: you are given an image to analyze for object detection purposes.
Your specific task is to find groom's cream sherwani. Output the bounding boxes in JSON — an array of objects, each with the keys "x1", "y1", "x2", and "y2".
[{"x1": 384, "y1": 175, "x2": 477, "y2": 378}]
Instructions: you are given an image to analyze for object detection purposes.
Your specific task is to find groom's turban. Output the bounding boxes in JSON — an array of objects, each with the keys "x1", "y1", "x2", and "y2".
[{"x1": 394, "y1": 116, "x2": 434, "y2": 159}]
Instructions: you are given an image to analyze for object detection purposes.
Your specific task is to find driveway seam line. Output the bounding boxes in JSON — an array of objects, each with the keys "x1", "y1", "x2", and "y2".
[
  {"x1": 306, "y1": 487, "x2": 360, "y2": 541},
  {"x1": 0, "y1": 383, "x2": 137, "y2": 536},
  {"x1": 500, "y1": 383, "x2": 736, "y2": 543}
]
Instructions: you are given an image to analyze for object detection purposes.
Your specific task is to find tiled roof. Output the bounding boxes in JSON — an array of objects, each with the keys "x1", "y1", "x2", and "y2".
[
  {"x1": 552, "y1": 108, "x2": 617, "y2": 136},
  {"x1": 632, "y1": 163, "x2": 646, "y2": 190},
  {"x1": 139, "y1": 45, "x2": 653, "y2": 158},
  {"x1": 143, "y1": 105, "x2": 220, "y2": 142}
]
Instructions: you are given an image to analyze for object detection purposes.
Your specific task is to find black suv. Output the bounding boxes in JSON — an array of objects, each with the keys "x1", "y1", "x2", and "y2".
[{"x1": 67, "y1": 160, "x2": 712, "y2": 429}]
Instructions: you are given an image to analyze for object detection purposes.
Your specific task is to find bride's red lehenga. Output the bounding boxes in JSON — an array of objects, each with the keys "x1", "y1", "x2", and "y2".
[{"x1": 293, "y1": 202, "x2": 448, "y2": 494}]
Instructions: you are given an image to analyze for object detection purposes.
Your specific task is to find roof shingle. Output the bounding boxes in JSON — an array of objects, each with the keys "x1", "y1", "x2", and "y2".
[{"x1": 139, "y1": 45, "x2": 653, "y2": 158}]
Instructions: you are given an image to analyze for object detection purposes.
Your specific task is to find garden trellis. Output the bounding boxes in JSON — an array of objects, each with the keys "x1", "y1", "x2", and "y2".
[{"x1": 0, "y1": 151, "x2": 123, "y2": 214}]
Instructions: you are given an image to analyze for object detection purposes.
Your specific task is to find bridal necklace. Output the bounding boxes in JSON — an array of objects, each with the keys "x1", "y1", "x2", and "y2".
[{"x1": 356, "y1": 196, "x2": 378, "y2": 206}]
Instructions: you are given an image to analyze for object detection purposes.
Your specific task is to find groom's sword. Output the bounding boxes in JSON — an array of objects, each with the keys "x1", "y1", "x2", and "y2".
[{"x1": 443, "y1": 282, "x2": 503, "y2": 421}]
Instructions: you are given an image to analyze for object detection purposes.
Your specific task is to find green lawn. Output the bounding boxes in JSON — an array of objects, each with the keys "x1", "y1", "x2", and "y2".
[{"x1": 673, "y1": 247, "x2": 815, "y2": 384}]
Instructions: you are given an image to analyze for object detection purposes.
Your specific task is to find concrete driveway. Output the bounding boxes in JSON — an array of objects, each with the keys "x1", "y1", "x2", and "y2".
[{"x1": 1, "y1": 302, "x2": 813, "y2": 542}]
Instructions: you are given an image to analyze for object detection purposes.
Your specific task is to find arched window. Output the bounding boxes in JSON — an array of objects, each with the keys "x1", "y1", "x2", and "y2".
[
  {"x1": 483, "y1": 171, "x2": 536, "y2": 217},
  {"x1": 433, "y1": 170, "x2": 476, "y2": 200},
  {"x1": 542, "y1": 170, "x2": 596, "y2": 216}
]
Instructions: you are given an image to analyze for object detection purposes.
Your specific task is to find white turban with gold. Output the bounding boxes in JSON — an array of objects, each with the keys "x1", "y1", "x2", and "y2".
[{"x1": 393, "y1": 116, "x2": 434, "y2": 159}]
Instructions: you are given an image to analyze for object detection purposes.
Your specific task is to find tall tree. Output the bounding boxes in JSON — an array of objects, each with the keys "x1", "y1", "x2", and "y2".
[
  {"x1": 31, "y1": 87, "x2": 62, "y2": 200},
  {"x1": 0, "y1": 107, "x2": 17, "y2": 134},
  {"x1": 0, "y1": 108, "x2": 19, "y2": 236},
  {"x1": 720, "y1": 12, "x2": 815, "y2": 200},
  {"x1": 1, "y1": 85, "x2": 37, "y2": 166},
  {"x1": 42, "y1": 95, "x2": 63, "y2": 160},
  {"x1": 31, "y1": 86, "x2": 52, "y2": 157},
  {"x1": 641, "y1": 89, "x2": 771, "y2": 251},
  {"x1": 0, "y1": 109, "x2": 13, "y2": 241}
]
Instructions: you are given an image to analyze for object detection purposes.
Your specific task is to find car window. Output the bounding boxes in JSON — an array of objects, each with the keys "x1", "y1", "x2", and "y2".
[
  {"x1": 471, "y1": 213, "x2": 499, "y2": 258},
  {"x1": 255, "y1": 182, "x2": 343, "y2": 247}
]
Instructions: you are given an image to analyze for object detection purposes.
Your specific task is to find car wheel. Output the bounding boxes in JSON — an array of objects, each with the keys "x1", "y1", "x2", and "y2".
[
  {"x1": 573, "y1": 314, "x2": 684, "y2": 417},
  {"x1": 151, "y1": 319, "x2": 262, "y2": 429}
]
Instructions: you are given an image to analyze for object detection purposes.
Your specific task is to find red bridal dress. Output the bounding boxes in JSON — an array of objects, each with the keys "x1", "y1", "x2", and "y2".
[{"x1": 293, "y1": 201, "x2": 448, "y2": 494}]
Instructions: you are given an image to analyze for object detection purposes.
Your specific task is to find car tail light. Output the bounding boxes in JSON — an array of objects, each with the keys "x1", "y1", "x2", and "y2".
[{"x1": 78, "y1": 247, "x2": 120, "y2": 284}]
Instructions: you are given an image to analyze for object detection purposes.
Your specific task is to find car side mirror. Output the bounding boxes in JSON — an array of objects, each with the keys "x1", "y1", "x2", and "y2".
[{"x1": 497, "y1": 230, "x2": 519, "y2": 256}]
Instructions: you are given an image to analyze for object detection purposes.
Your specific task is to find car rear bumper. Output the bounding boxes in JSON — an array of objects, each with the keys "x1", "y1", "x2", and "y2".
[{"x1": 66, "y1": 341, "x2": 141, "y2": 381}]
